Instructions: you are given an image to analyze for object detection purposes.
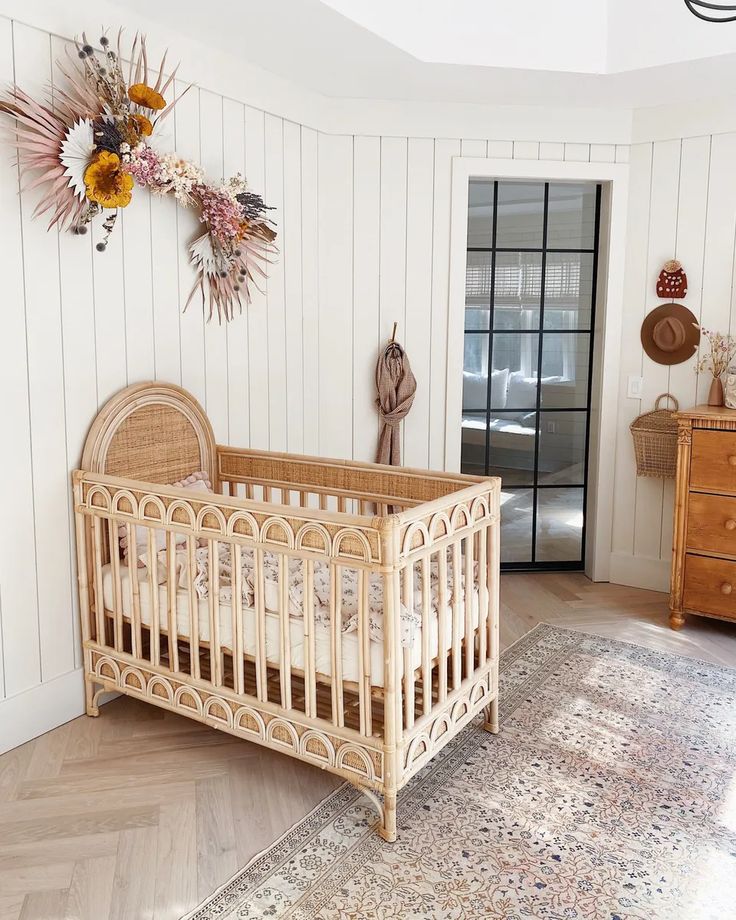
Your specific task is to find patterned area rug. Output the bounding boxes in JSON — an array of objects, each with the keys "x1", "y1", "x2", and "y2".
[{"x1": 185, "y1": 624, "x2": 736, "y2": 919}]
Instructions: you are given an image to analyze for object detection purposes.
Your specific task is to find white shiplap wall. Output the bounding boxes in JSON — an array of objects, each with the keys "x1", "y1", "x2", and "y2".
[
  {"x1": 1, "y1": 11, "x2": 710, "y2": 749},
  {"x1": 611, "y1": 134, "x2": 736, "y2": 591}
]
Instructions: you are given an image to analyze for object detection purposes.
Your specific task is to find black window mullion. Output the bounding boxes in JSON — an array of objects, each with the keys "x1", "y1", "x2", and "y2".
[
  {"x1": 530, "y1": 184, "x2": 550, "y2": 565},
  {"x1": 483, "y1": 180, "x2": 499, "y2": 476}
]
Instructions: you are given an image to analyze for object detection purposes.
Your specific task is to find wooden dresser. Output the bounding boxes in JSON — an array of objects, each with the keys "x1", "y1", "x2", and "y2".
[{"x1": 670, "y1": 405, "x2": 736, "y2": 630}]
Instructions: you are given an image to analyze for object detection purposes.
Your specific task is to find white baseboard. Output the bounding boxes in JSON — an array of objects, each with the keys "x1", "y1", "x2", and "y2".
[
  {"x1": 608, "y1": 552, "x2": 670, "y2": 594},
  {"x1": 0, "y1": 667, "x2": 85, "y2": 754}
]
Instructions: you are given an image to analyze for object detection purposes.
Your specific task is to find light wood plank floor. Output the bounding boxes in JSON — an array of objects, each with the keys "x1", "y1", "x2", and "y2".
[{"x1": 2, "y1": 573, "x2": 736, "y2": 920}]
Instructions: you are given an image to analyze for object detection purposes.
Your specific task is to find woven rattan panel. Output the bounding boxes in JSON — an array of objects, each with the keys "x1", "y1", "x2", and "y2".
[{"x1": 104, "y1": 404, "x2": 205, "y2": 484}]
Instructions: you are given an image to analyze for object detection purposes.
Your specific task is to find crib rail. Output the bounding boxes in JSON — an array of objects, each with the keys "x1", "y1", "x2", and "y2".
[{"x1": 73, "y1": 461, "x2": 499, "y2": 842}]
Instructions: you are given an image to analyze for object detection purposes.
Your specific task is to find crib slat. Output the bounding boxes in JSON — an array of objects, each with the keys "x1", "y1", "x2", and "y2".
[
  {"x1": 478, "y1": 526, "x2": 488, "y2": 668},
  {"x1": 489, "y1": 519, "x2": 499, "y2": 664},
  {"x1": 303, "y1": 559, "x2": 317, "y2": 719},
  {"x1": 166, "y1": 531, "x2": 179, "y2": 672},
  {"x1": 278, "y1": 554, "x2": 291, "y2": 709},
  {"x1": 464, "y1": 536, "x2": 474, "y2": 679},
  {"x1": 74, "y1": 512, "x2": 91, "y2": 643},
  {"x1": 253, "y1": 548, "x2": 267, "y2": 702},
  {"x1": 357, "y1": 568, "x2": 371, "y2": 736},
  {"x1": 208, "y1": 539, "x2": 222, "y2": 687},
  {"x1": 108, "y1": 520, "x2": 124, "y2": 652},
  {"x1": 147, "y1": 528, "x2": 160, "y2": 667},
  {"x1": 437, "y1": 548, "x2": 448, "y2": 704},
  {"x1": 185, "y1": 536, "x2": 199, "y2": 679},
  {"x1": 92, "y1": 518, "x2": 106, "y2": 647},
  {"x1": 232, "y1": 544, "x2": 245, "y2": 695},
  {"x1": 420, "y1": 555, "x2": 431, "y2": 715},
  {"x1": 402, "y1": 565, "x2": 415, "y2": 729},
  {"x1": 451, "y1": 541, "x2": 461, "y2": 690},
  {"x1": 330, "y1": 564, "x2": 344, "y2": 728},
  {"x1": 125, "y1": 523, "x2": 143, "y2": 659}
]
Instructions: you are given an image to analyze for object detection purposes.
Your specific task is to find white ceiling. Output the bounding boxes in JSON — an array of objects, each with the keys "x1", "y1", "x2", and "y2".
[{"x1": 115, "y1": 0, "x2": 736, "y2": 109}]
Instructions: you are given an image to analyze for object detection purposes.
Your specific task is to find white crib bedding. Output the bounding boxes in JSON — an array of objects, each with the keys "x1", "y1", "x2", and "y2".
[{"x1": 101, "y1": 563, "x2": 480, "y2": 688}]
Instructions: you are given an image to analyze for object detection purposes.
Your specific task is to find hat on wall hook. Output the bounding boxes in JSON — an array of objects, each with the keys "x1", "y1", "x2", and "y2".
[
  {"x1": 656, "y1": 259, "x2": 688, "y2": 299},
  {"x1": 641, "y1": 303, "x2": 700, "y2": 366}
]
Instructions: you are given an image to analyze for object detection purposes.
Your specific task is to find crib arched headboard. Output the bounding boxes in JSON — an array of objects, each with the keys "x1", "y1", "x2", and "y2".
[{"x1": 80, "y1": 382, "x2": 218, "y2": 490}]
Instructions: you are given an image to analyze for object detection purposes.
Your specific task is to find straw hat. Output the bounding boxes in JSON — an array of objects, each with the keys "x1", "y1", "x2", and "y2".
[{"x1": 640, "y1": 303, "x2": 700, "y2": 365}]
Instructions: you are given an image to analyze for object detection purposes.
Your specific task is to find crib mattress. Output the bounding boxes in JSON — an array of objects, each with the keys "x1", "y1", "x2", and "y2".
[{"x1": 101, "y1": 563, "x2": 480, "y2": 688}]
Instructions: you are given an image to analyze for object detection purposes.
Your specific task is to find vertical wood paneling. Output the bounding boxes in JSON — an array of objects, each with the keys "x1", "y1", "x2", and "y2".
[
  {"x1": 634, "y1": 139, "x2": 681, "y2": 560},
  {"x1": 429, "y1": 138, "x2": 461, "y2": 468},
  {"x1": 540, "y1": 142, "x2": 564, "y2": 160},
  {"x1": 514, "y1": 141, "x2": 539, "y2": 160},
  {"x1": 352, "y1": 136, "x2": 381, "y2": 463},
  {"x1": 317, "y1": 134, "x2": 353, "y2": 458},
  {"x1": 0, "y1": 17, "x2": 40, "y2": 696},
  {"x1": 244, "y1": 105, "x2": 269, "y2": 449},
  {"x1": 14, "y1": 23, "x2": 75, "y2": 685},
  {"x1": 265, "y1": 114, "x2": 287, "y2": 451},
  {"x1": 461, "y1": 139, "x2": 487, "y2": 157},
  {"x1": 611, "y1": 143, "x2": 653, "y2": 557},
  {"x1": 488, "y1": 140, "x2": 513, "y2": 158},
  {"x1": 121, "y1": 198, "x2": 155, "y2": 384},
  {"x1": 697, "y1": 132, "x2": 736, "y2": 404},
  {"x1": 199, "y1": 89, "x2": 229, "y2": 443},
  {"x1": 283, "y1": 120, "x2": 304, "y2": 454},
  {"x1": 223, "y1": 98, "x2": 249, "y2": 448},
  {"x1": 300, "y1": 126, "x2": 320, "y2": 455},
  {"x1": 404, "y1": 137, "x2": 435, "y2": 469},
  {"x1": 379, "y1": 138, "x2": 408, "y2": 346},
  {"x1": 175, "y1": 83, "x2": 206, "y2": 408}
]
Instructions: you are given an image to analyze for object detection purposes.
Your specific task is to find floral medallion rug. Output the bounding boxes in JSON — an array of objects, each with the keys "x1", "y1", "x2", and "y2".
[{"x1": 185, "y1": 624, "x2": 736, "y2": 919}]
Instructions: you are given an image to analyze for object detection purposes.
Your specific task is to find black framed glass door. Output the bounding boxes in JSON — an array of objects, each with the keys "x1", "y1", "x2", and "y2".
[{"x1": 461, "y1": 179, "x2": 602, "y2": 570}]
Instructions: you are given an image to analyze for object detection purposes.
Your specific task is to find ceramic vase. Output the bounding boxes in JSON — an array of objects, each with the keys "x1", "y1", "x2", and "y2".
[{"x1": 708, "y1": 375, "x2": 724, "y2": 407}]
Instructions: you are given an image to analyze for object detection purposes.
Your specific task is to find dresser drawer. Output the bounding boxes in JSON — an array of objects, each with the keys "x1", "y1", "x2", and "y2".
[
  {"x1": 683, "y1": 554, "x2": 736, "y2": 620},
  {"x1": 686, "y1": 492, "x2": 736, "y2": 557},
  {"x1": 690, "y1": 429, "x2": 736, "y2": 493}
]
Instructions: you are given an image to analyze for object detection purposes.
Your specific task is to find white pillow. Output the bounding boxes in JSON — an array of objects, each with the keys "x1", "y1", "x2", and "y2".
[
  {"x1": 506, "y1": 371, "x2": 537, "y2": 410},
  {"x1": 490, "y1": 367, "x2": 509, "y2": 409},
  {"x1": 463, "y1": 368, "x2": 510, "y2": 411}
]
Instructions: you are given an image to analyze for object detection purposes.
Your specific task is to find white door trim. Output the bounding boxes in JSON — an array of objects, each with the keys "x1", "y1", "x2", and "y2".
[{"x1": 445, "y1": 157, "x2": 630, "y2": 582}]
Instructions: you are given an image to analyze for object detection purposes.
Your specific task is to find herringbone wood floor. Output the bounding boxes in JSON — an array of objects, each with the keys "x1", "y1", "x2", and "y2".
[{"x1": 2, "y1": 573, "x2": 736, "y2": 920}]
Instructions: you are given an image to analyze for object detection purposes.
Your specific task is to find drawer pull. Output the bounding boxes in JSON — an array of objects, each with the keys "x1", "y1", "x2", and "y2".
[
  {"x1": 722, "y1": 583, "x2": 733, "y2": 596},
  {"x1": 727, "y1": 519, "x2": 736, "y2": 532},
  {"x1": 730, "y1": 455, "x2": 736, "y2": 467}
]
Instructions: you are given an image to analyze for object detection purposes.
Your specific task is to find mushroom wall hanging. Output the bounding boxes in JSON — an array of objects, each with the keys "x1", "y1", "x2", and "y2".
[{"x1": 0, "y1": 30, "x2": 276, "y2": 322}]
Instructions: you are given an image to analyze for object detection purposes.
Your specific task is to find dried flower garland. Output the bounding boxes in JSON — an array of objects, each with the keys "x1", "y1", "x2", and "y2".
[{"x1": 0, "y1": 30, "x2": 276, "y2": 322}]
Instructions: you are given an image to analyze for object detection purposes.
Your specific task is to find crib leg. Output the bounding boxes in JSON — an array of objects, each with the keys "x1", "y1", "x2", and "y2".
[
  {"x1": 85, "y1": 676, "x2": 101, "y2": 718},
  {"x1": 483, "y1": 697, "x2": 499, "y2": 734},
  {"x1": 378, "y1": 790, "x2": 397, "y2": 843}
]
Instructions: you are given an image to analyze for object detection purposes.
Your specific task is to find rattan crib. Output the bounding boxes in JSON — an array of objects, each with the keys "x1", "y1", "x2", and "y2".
[{"x1": 73, "y1": 382, "x2": 500, "y2": 841}]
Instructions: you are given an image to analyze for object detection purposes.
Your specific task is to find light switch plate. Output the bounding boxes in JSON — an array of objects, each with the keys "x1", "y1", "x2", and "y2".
[{"x1": 627, "y1": 375, "x2": 643, "y2": 399}]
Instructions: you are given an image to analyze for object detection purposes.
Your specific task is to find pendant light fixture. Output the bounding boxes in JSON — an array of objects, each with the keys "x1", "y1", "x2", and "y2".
[{"x1": 684, "y1": 1, "x2": 736, "y2": 22}]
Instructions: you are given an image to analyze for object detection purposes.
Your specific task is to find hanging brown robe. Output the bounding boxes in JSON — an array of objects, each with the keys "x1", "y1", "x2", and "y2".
[{"x1": 375, "y1": 341, "x2": 417, "y2": 466}]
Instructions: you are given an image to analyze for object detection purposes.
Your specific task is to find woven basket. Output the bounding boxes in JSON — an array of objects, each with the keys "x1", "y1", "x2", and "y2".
[{"x1": 630, "y1": 394, "x2": 680, "y2": 479}]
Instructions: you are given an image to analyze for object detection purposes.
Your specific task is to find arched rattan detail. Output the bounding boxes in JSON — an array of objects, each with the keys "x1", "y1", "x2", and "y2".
[
  {"x1": 86, "y1": 485, "x2": 112, "y2": 512},
  {"x1": 203, "y1": 696, "x2": 234, "y2": 728},
  {"x1": 80, "y1": 381, "x2": 218, "y2": 490},
  {"x1": 299, "y1": 729, "x2": 335, "y2": 765},
  {"x1": 470, "y1": 679, "x2": 488, "y2": 705},
  {"x1": 295, "y1": 523, "x2": 332, "y2": 555},
  {"x1": 234, "y1": 706, "x2": 266, "y2": 738},
  {"x1": 265, "y1": 718, "x2": 299, "y2": 751},
  {"x1": 450, "y1": 698, "x2": 470, "y2": 723},
  {"x1": 147, "y1": 676, "x2": 174, "y2": 704},
  {"x1": 429, "y1": 715, "x2": 451, "y2": 742},
  {"x1": 428, "y1": 512, "x2": 452, "y2": 541},
  {"x1": 470, "y1": 495, "x2": 490, "y2": 521},
  {"x1": 401, "y1": 521, "x2": 430, "y2": 555},
  {"x1": 333, "y1": 527, "x2": 372, "y2": 562},
  {"x1": 336, "y1": 744, "x2": 374, "y2": 779},
  {"x1": 165, "y1": 500, "x2": 197, "y2": 530},
  {"x1": 406, "y1": 734, "x2": 430, "y2": 765},
  {"x1": 260, "y1": 517, "x2": 295, "y2": 549},
  {"x1": 174, "y1": 686, "x2": 204, "y2": 715},
  {"x1": 94, "y1": 655, "x2": 120, "y2": 683},
  {"x1": 450, "y1": 503, "x2": 471, "y2": 531},
  {"x1": 226, "y1": 511, "x2": 259, "y2": 540},
  {"x1": 196, "y1": 505, "x2": 228, "y2": 533},
  {"x1": 112, "y1": 489, "x2": 139, "y2": 517},
  {"x1": 121, "y1": 666, "x2": 145, "y2": 693},
  {"x1": 139, "y1": 494, "x2": 166, "y2": 523}
]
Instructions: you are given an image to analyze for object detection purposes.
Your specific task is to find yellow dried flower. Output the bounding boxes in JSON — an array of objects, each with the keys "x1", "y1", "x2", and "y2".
[
  {"x1": 132, "y1": 113, "x2": 154, "y2": 137},
  {"x1": 128, "y1": 83, "x2": 166, "y2": 110},
  {"x1": 84, "y1": 151, "x2": 134, "y2": 208}
]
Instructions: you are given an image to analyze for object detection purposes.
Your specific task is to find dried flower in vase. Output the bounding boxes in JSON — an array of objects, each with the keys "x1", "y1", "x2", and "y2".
[{"x1": 696, "y1": 328, "x2": 736, "y2": 407}]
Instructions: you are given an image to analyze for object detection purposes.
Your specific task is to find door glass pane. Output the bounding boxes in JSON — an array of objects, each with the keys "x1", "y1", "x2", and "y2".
[
  {"x1": 461, "y1": 411, "x2": 486, "y2": 476},
  {"x1": 543, "y1": 252, "x2": 594, "y2": 330},
  {"x1": 496, "y1": 182, "x2": 545, "y2": 249},
  {"x1": 493, "y1": 252, "x2": 541, "y2": 330},
  {"x1": 540, "y1": 333, "x2": 590, "y2": 408},
  {"x1": 536, "y1": 488, "x2": 584, "y2": 562},
  {"x1": 465, "y1": 250, "x2": 491, "y2": 329},
  {"x1": 488, "y1": 413, "x2": 536, "y2": 486},
  {"x1": 546, "y1": 183, "x2": 597, "y2": 250},
  {"x1": 538, "y1": 411, "x2": 586, "y2": 485},
  {"x1": 492, "y1": 334, "x2": 539, "y2": 409},
  {"x1": 500, "y1": 488, "x2": 533, "y2": 563},
  {"x1": 467, "y1": 179, "x2": 494, "y2": 247}
]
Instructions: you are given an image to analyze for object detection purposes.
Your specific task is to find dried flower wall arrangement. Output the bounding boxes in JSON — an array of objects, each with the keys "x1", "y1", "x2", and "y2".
[
  {"x1": 0, "y1": 30, "x2": 276, "y2": 322},
  {"x1": 696, "y1": 328, "x2": 736, "y2": 407}
]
